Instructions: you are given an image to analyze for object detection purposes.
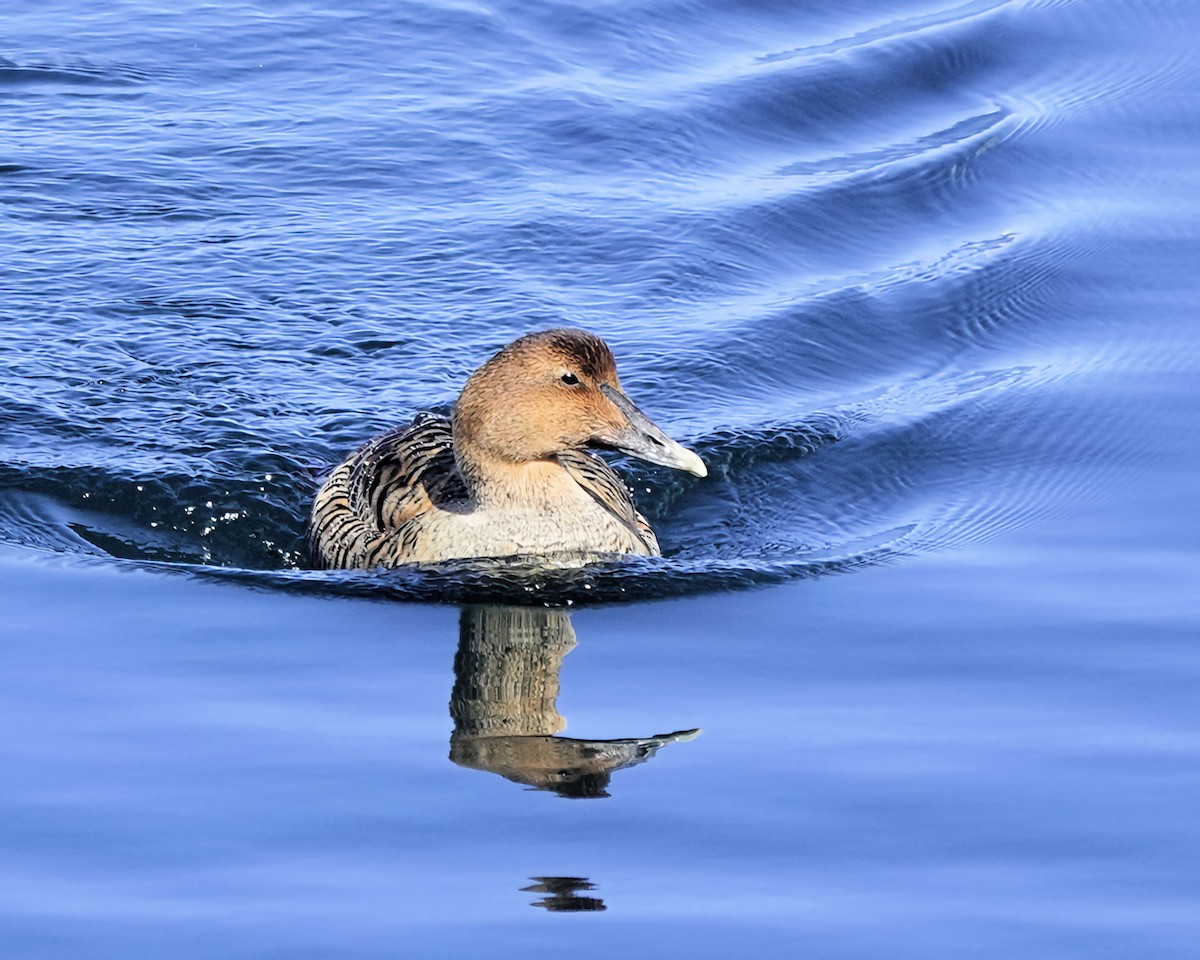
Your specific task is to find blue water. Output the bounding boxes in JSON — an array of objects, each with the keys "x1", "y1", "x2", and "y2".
[{"x1": 3, "y1": 0, "x2": 1199, "y2": 956}]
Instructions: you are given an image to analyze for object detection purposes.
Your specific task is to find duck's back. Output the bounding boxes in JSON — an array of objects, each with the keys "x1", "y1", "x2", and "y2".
[{"x1": 309, "y1": 414, "x2": 659, "y2": 568}]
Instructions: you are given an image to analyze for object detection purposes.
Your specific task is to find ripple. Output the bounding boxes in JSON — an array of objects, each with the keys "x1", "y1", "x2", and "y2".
[
  {"x1": 0, "y1": 341, "x2": 1128, "y2": 606},
  {"x1": 774, "y1": 107, "x2": 1016, "y2": 184},
  {"x1": 756, "y1": 0, "x2": 1018, "y2": 66},
  {"x1": 1, "y1": 0, "x2": 1192, "y2": 606},
  {"x1": 0, "y1": 55, "x2": 153, "y2": 87}
]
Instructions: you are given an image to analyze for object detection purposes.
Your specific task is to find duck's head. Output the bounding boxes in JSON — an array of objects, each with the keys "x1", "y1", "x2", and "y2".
[{"x1": 452, "y1": 328, "x2": 707, "y2": 483}]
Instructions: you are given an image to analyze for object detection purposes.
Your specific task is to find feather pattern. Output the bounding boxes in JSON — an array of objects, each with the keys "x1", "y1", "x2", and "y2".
[
  {"x1": 309, "y1": 414, "x2": 658, "y2": 568},
  {"x1": 308, "y1": 329, "x2": 703, "y2": 568},
  {"x1": 557, "y1": 449, "x2": 659, "y2": 555}
]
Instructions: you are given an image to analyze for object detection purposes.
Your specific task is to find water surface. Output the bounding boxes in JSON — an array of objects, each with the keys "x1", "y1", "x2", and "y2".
[{"x1": 2, "y1": 0, "x2": 1199, "y2": 955}]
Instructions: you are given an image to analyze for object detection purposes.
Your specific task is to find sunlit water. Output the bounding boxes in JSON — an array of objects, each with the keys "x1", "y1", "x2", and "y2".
[{"x1": 2, "y1": 0, "x2": 1199, "y2": 956}]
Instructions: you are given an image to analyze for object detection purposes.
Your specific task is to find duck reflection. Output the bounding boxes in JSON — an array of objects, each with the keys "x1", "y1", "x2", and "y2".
[
  {"x1": 450, "y1": 606, "x2": 698, "y2": 798},
  {"x1": 521, "y1": 876, "x2": 606, "y2": 912}
]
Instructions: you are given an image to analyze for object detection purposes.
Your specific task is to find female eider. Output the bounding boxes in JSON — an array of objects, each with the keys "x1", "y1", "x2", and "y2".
[{"x1": 309, "y1": 328, "x2": 706, "y2": 568}]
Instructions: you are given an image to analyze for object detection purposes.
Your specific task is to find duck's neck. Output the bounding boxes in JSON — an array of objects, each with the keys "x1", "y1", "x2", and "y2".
[{"x1": 457, "y1": 448, "x2": 573, "y2": 511}]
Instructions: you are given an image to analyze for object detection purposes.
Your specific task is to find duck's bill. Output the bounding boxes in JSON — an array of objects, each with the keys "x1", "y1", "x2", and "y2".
[{"x1": 598, "y1": 385, "x2": 708, "y2": 478}]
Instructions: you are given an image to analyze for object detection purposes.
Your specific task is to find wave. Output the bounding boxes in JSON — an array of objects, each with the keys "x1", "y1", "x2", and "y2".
[{"x1": 2, "y1": 0, "x2": 1187, "y2": 604}]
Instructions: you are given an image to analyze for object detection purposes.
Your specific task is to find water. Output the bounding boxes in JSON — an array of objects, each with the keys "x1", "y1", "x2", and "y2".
[{"x1": 2, "y1": 0, "x2": 1199, "y2": 955}]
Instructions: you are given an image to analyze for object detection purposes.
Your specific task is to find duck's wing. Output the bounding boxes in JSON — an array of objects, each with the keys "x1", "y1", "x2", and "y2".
[
  {"x1": 556, "y1": 449, "x2": 659, "y2": 556},
  {"x1": 309, "y1": 413, "x2": 466, "y2": 568}
]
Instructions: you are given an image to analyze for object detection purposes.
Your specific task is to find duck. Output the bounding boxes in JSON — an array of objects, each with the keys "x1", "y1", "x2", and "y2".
[{"x1": 309, "y1": 328, "x2": 707, "y2": 568}]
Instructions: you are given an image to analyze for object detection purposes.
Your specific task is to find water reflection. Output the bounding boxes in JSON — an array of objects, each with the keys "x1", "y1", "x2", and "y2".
[
  {"x1": 521, "y1": 876, "x2": 607, "y2": 912},
  {"x1": 450, "y1": 606, "x2": 699, "y2": 798}
]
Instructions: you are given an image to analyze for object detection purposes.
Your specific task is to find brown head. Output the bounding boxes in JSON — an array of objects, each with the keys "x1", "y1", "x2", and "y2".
[{"x1": 452, "y1": 328, "x2": 706, "y2": 489}]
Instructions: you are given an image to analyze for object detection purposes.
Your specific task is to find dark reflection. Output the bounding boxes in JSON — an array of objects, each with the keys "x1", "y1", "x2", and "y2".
[
  {"x1": 522, "y1": 876, "x2": 606, "y2": 912},
  {"x1": 450, "y1": 606, "x2": 699, "y2": 798}
]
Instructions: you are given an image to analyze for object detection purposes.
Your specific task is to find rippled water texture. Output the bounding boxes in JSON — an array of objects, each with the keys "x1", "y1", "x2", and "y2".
[
  {"x1": 5, "y1": 0, "x2": 1196, "y2": 602},
  {"x1": 5, "y1": 2, "x2": 1200, "y2": 958}
]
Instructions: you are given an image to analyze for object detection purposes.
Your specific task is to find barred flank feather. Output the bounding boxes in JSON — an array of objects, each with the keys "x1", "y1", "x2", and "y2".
[
  {"x1": 309, "y1": 414, "x2": 465, "y2": 569},
  {"x1": 557, "y1": 450, "x2": 659, "y2": 555}
]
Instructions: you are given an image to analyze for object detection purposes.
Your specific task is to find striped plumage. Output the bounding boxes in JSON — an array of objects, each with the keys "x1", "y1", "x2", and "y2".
[
  {"x1": 309, "y1": 412, "x2": 658, "y2": 567},
  {"x1": 308, "y1": 329, "x2": 705, "y2": 568}
]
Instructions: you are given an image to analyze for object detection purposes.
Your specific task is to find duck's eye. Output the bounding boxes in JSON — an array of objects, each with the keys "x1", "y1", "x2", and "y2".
[{"x1": 560, "y1": 373, "x2": 580, "y2": 385}]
